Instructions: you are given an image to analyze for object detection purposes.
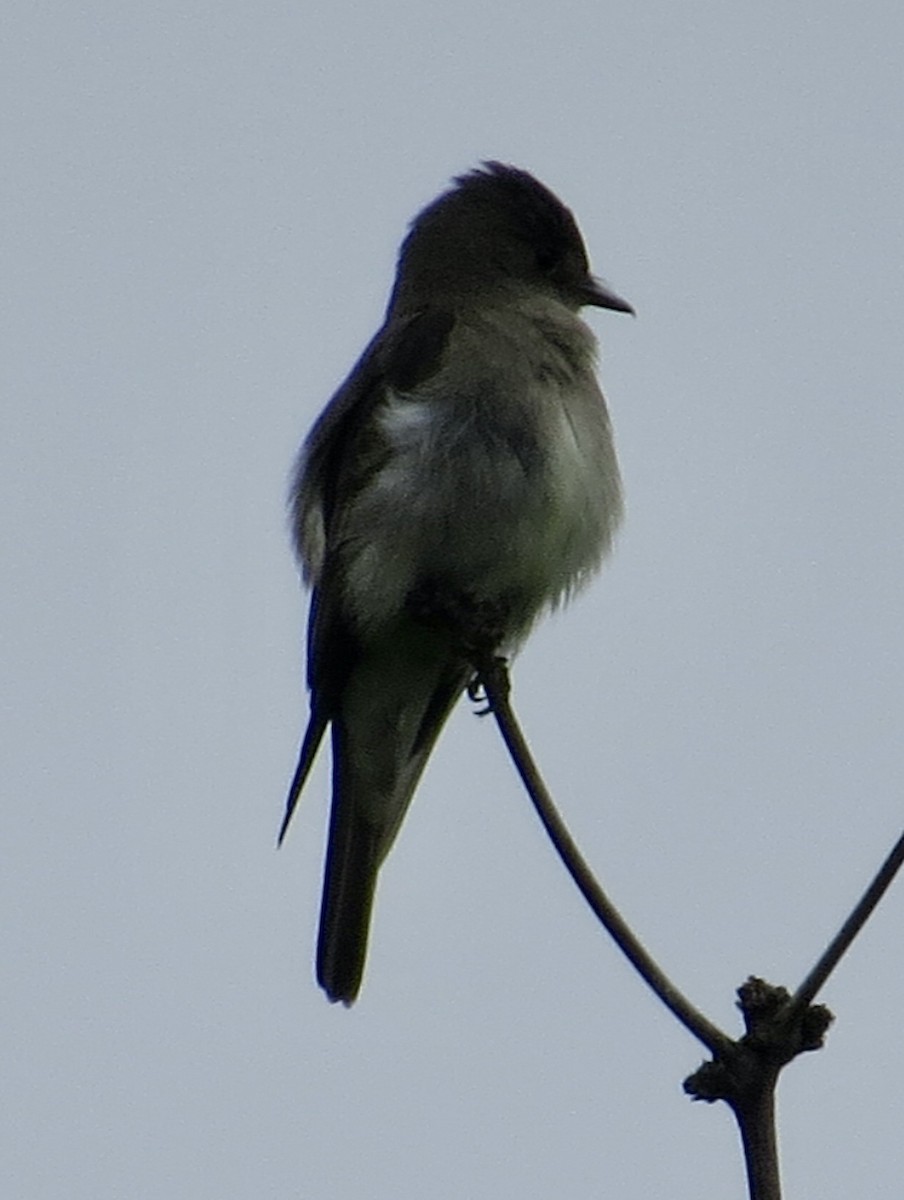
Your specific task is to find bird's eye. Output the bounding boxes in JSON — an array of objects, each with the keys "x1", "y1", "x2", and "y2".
[{"x1": 535, "y1": 247, "x2": 560, "y2": 274}]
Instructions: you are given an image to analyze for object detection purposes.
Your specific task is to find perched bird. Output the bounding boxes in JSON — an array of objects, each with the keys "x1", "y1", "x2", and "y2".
[{"x1": 280, "y1": 162, "x2": 632, "y2": 1004}]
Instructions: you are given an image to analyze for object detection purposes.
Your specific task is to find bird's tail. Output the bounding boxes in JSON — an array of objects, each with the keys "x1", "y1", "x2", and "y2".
[
  {"x1": 316, "y1": 790, "x2": 382, "y2": 1005},
  {"x1": 316, "y1": 657, "x2": 470, "y2": 1004}
]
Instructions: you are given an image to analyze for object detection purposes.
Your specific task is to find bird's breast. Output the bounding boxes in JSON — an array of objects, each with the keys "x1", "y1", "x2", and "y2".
[{"x1": 340, "y1": 306, "x2": 622, "y2": 639}]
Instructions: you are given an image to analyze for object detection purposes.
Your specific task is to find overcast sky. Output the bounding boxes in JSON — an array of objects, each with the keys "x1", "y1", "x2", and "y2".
[{"x1": 4, "y1": 3, "x2": 904, "y2": 1197}]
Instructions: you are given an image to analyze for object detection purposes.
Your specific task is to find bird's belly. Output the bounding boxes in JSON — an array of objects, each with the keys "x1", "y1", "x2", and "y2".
[{"x1": 342, "y1": 395, "x2": 619, "y2": 638}]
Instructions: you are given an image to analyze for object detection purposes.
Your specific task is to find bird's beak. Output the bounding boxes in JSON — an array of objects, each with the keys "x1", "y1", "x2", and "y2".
[{"x1": 583, "y1": 276, "x2": 635, "y2": 315}]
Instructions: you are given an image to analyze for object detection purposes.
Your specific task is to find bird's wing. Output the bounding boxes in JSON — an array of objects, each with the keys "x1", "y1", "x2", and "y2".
[{"x1": 278, "y1": 308, "x2": 457, "y2": 844}]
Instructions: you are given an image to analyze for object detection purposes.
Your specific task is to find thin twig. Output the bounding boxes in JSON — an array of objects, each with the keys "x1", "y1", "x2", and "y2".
[
  {"x1": 790, "y1": 827, "x2": 904, "y2": 1013},
  {"x1": 477, "y1": 656, "x2": 733, "y2": 1056}
]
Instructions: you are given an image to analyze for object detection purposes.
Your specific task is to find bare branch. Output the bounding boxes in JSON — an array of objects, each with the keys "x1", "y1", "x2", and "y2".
[
  {"x1": 735, "y1": 1079, "x2": 781, "y2": 1200},
  {"x1": 475, "y1": 654, "x2": 733, "y2": 1057},
  {"x1": 685, "y1": 977, "x2": 832, "y2": 1200},
  {"x1": 790, "y1": 827, "x2": 904, "y2": 1013},
  {"x1": 474, "y1": 655, "x2": 901, "y2": 1200}
]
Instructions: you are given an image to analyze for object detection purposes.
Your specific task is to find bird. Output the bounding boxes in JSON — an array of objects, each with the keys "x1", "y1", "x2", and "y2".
[{"x1": 280, "y1": 162, "x2": 632, "y2": 1004}]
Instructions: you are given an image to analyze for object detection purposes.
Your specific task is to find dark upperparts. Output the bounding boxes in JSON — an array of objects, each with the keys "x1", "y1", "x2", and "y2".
[{"x1": 387, "y1": 162, "x2": 633, "y2": 317}]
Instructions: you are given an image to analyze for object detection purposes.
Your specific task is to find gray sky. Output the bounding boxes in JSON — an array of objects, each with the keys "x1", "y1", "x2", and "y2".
[{"x1": 4, "y1": 2, "x2": 903, "y2": 1197}]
